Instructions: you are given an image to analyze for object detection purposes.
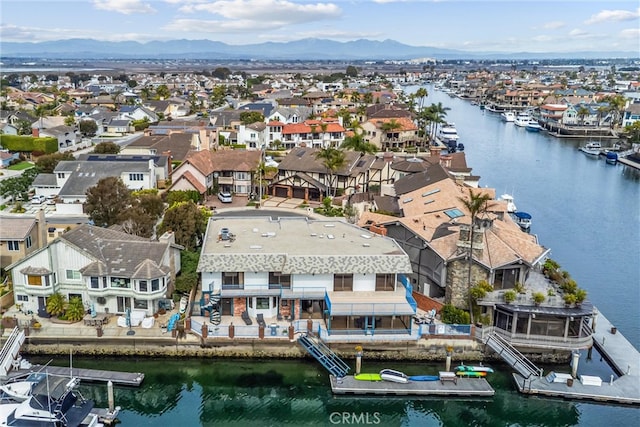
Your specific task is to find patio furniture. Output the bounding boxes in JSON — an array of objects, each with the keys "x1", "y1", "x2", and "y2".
[
  {"x1": 241, "y1": 311, "x2": 252, "y2": 325},
  {"x1": 256, "y1": 313, "x2": 267, "y2": 328}
]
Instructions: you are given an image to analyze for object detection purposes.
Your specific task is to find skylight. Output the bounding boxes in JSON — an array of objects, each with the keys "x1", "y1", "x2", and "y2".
[
  {"x1": 422, "y1": 189, "x2": 440, "y2": 197},
  {"x1": 444, "y1": 208, "x2": 465, "y2": 219}
]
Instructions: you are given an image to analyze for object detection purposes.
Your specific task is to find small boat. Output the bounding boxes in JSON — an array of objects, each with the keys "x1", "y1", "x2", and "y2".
[
  {"x1": 455, "y1": 370, "x2": 487, "y2": 378},
  {"x1": 354, "y1": 373, "x2": 382, "y2": 381},
  {"x1": 525, "y1": 120, "x2": 543, "y2": 132},
  {"x1": 512, "y1": 211, "x2": 532, "y2": 230},
  {"x1": 379, "y1": 369, "x2": 409, "y2": 383},
  {"x1": 605, "y1": 151, "x2": 618, "y2": 164},
  {"x1": 579, "y1": 141, "x2": 602, "y2": 156},
  {"x1": 0, "y1": 373, "x2": 46, "y2": 402},
  {"x1": 501, "y1": 111, "x2": 515, "y2": 122},
  {"x1": 408, "y1": 375, "x2": 439, "y2": 381},
  {"x1": 437, "y1": 122, "x2": 459, "y2": 144},
  {"x1": 455, "y1": 365, "x2": 494, "y2": 373}
]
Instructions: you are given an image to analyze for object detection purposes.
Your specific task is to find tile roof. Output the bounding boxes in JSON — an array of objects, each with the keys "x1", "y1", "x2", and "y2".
[{"x1": 0, "y1": 216, "x2": 36, "y2": 240}]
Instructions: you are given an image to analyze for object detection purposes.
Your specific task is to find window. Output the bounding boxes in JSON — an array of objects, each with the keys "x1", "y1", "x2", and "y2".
[
  {"x1": 57, "y1": 173, "x2": 65, "y2": 179},
  {"x1": 134, "y1": 299, "x2": 148, "y2": 309},
  {"x1": 7, "y1": 241, "x2": 19, "y2": 251},
  {"x1": 151, "y1": 278, "x2": 160, "y2": 292},
  {"x1": 334, "y1": 274, "x2": 353, "y2": 291},
  {"x1": 269, "y1": 272, "x2": 291, "y2": 289},
  {"x1": 139, "y1": 280, "x2": 148, "y2": 292},
  {"x1": 111, "y1": 277, "x2": 131, "y2": 288},
  {"x1": 17, "y1": 294, "x2": 29, "y2": 302},
  {"x1": 90, "y1": 277, "x2": 100, "y2": 289},
  {"x1": 222, "y1": 272, "x2": 243, "y2": 287},
  {"x1": 25, "y1": 236, "x2": 32, "y2": 249},
  {"x1": 68, "y1": 293, "x2": 82, "y2": 303},
  {"x1": 129, "y1": 173, "x2": 144, "y2": 181},
  {"x1": 27, "y1": 275, "x2": 43, "y2": 286},
  {"x1": 375, "y1": 274, "x2": 395, "y2": 291},
  {"x1": 256, "y1": 297, "x2": 270, "y2": 309},
  {"x1": 66, "y1": 270, "x2": 82, "y2": 280}
]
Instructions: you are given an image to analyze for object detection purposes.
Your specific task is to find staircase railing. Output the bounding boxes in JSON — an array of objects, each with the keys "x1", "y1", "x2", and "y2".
[{"x1": 297, "y1": 334, "x2": 350, "y2": 378}]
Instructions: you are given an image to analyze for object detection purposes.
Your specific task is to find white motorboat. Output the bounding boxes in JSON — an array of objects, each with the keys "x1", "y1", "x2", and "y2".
[
  {"x1": 579, "y1": 141, "x2": 602, "y2": 156},
  {"x1": 0, "y1": 373, "x2": 45, "y2": 402},
  {"x1": 437, "y1": 123, "x2": 459, "y2": 143},
  {"x1": 525, "y1": 120, "x2": 543, "y2": 132},
  {"x1": 501, "y1": 111, "x2": 515, "y2": 122},
  {"x1": 514, "y1": 112, "x2": 532, "y2": 127},
  {"x1": 380, "y1": 369, "x2": 409, "y2": 383},
  {"x1": 512, "y1": 211, "x2": 532, "y2": 230}
]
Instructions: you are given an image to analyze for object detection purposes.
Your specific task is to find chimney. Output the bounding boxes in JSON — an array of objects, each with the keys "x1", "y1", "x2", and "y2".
[
  {"x1": 36, "y1": 208, "x2": 47, "y2": 248},
  {"x1": 163, "y1": 150, "x2": 173, "y2": 175},
  {"x1": 429, "y1": 146, "x2": 440, "y2": 158},
  {"x1": 440, "y1": 154, "x2": 452, "y2": 168},
  {"x1": 32, "y1": 127, "x2": 40, "y2": 137},
  {"x1": 454, "y1": 175, "x2": 465, "y2": 186}
]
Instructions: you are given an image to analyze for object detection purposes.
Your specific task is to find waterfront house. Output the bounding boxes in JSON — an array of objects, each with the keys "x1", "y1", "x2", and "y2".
[
  {"x1": 270, "y1": 147, "x2": 374, "y2": 201},
  {"x1": 361, "y1": 117, "x2": 420, "y2": 150},
  {"x1": 8, "y1": 225, "x2": 181, "y2": 318},
  {"x1": 196, "y1": 216, "x2": 417, "y2": 338}
]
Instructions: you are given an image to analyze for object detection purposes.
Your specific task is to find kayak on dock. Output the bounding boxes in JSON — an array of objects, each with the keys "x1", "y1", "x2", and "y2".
[{"x1": 354, "y1": 373, "x2": 382, "y2": 381}]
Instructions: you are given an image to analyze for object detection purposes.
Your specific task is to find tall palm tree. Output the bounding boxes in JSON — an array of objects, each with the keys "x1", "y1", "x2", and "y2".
[
  {"x1": 577, "y1": 105, "x2": 590, "y2": 126},
  {"x1": 315, "y1": 147, "x2": 346, "y2": 197},
  {"x1": 457, "y1": 189, "x2": 493, "y2": 324}
]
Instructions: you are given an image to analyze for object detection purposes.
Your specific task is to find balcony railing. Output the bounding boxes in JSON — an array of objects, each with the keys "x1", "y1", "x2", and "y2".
[{"x1": 475, "y1": 326, "x2": 593, "y2": 350}]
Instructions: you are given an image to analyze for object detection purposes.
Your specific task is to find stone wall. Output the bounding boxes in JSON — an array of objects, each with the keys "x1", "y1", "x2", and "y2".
[{"x1": 445, "y1": 259, "x2": 489, "y2": 309}]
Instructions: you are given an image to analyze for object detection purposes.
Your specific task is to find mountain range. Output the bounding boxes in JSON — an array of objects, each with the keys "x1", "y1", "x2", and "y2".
[{"x1": 1, "y1": 38, "x2": 636, "y2": 60}]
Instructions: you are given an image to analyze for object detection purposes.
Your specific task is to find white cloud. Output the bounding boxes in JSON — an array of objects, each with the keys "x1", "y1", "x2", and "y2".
[
  {"x1": 568, "y1": 28, "x2": 590, "y2": 38},
  {"x1": 619, "y1": 28, "x2": 640, "y2": 39},
  {"x1": 585, "y1": 8, "x2": 640, "y2": 25},
  {"x1": 163, "y1": 18, "x2": 281, "y2": 34},
  {"x1": 541, "y1": 21, "x2": 565, "y2": 30},
  {"x1": 93, "y1": 0, "x2": 157, "y2": 15},
  {"x1": 176, "y1": 0, "x2": 341, "y2": 24}
]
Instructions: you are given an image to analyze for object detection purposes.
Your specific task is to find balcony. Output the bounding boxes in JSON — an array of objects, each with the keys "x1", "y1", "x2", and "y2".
[{"x1": 475, "y1": 326, "x2": 593, "y2": 351}]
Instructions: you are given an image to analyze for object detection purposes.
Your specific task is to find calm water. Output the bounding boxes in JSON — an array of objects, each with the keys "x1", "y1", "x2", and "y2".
[{"x1": 40, "y1": 86, "x2": 640, "y2": 426}]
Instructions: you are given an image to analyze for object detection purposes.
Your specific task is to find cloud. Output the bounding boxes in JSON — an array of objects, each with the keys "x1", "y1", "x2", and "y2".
[
  {"x1": 163, "y1": 18, "x2": 284, "y2": 34},
  {"x1": 619, "y1": 28, "x2": 640, "y2": 39},
  {"x1": 92, "y1": 0, "x2": 157, "y2": 15},
  {"x1": 175, "y1": 0, "x2": 341, "y2": 23},
  {"x1": 541, "y1": 21, "x2": 565, "y2": 30},
  {"x1": 585, "y1": 8, "x2": 640, "y2": 24}
]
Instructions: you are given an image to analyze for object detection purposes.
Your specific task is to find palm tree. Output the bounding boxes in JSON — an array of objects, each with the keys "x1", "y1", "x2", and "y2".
[
  {"x1": 576, "y1": 105, "x2": 590, "y2": 126},
  {"x1": 46, "y1": 292, "x2": 67, "y2": 318},
  {"x1": 457, "y1": 189, "x2": 493, "y2": 324},
  {"x1": 314, "y1": 147, "x2": 346, "y2": 197},
  {"x1": 341, "y1": 132, "x2": 377, "y2": 156}
]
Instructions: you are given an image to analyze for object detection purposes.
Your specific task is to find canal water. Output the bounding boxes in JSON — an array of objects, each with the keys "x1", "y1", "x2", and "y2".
[{"x1": 37, "y1": 85, "x2": 640, "y2": 426}]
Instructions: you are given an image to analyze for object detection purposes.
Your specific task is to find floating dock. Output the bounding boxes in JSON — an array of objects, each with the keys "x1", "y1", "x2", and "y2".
[
  {"x1": 330, "y1": 375, "x2": 494, "y2": 397},
  {"x1": 514, "y1": 311, "x2": 639, "y2": 405},
  {"x1": 19, "y1": 365, "x2": 145, "y2": 387}
]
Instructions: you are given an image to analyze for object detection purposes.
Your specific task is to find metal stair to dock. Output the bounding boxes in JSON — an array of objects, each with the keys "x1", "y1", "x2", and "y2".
[
  {"x1": 297, "y1": 334, "x2": 350, "y2": 378},
  {"x1": 485, "y1": 332, "x2": 543, "y2": 379}
]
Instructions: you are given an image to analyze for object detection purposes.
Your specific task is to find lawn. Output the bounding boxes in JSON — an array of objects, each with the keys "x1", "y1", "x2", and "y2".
[{"x1": 7, "y1": 162, "x2": 35, "y2": 171}]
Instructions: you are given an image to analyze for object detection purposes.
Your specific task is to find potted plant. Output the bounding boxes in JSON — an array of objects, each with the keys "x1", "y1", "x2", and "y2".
[
  {"x1": 563, "y1": 293, "x2": 576, "y2": 307},
  {"x1": 532, "y1": 291, "x2": 546, "y2": 306},
  {"x1": 574, "y1": 288, "x2": 587, "y2": 306},
  {"x1": 504, "y1": 290, "x2": 516, "y2": 304}
]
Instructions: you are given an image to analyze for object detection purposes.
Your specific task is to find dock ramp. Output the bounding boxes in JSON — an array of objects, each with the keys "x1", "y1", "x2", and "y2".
[
  {"x1": 298, "y1": 334, "x2": 350, "y2": 378},
  {"x1": 485, "y1": 332, "x2": 543, "y2": 379},
  {"x1": 0, "y1": 327, "x2": 26, "y2": 377}
]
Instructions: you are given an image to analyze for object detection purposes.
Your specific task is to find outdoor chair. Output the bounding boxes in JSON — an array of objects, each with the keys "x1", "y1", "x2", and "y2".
[{"x1": 241, "y1": 311, "x2": 252, "y2": 325}]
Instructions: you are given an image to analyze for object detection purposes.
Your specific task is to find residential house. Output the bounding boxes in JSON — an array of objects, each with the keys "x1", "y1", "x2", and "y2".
[
  {"x1": 622, "y1": 102, "x2": 640, "y2": 127},
  {"x1": 278, "y1": 119, "x2": 346, "y2": 149},
  {"x1": 270, "y1": 147, "x2": 374, "y2": 201},
  {"x1": 36, "y1": 125, "x2": 80, "y2": 152},
  {"x1": 361, "y1": 116, "x2": 420, "y2": 150},
  {"x1": 0, "y1": 211, "x2": 47, "y2": 272},
  {"x1": 196, "y1": 216, "x2": 417, "y2": 339},
  {"x1": 169, "y1": 149, "x2": 261, "y2": 197},
  {"x1": 237, "y1": 122, "x2": 267, "y2": 149},
  {"x1": 77, "y1": 153, "x2": 172, "y2": 186},
  {"x1": 121, "y1": 132, "x2": 196, "y2": 162},
  {"x1": 117, "y1": 105, "x2": 159, "y2": 123},
  {"x1": 8, "y1": 225, "x2": 182, "y2": 318},
  {"x1": 105, "y1": 118, "x2": 132, "y2": 135},
  {"x1": 42, "y1": 160, "x2": 157, "y2": 214}
]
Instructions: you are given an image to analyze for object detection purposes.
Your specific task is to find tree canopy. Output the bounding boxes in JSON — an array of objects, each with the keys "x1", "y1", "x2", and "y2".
[
  {"x1": 159, "y1": 201, "x2": 209, "y2": 251},
  {"x1": 35, "y1": 152, "x2": 75, "y2": 173},
  {"x1": 84, "y1": 177, "x2": 132, "y2": 227},
  {"x1": 93, "y1": 141, "x2": 120, "y2": 154},
  {"x1": 240, "y1": 111, "x2": 264, "y2": 125}
]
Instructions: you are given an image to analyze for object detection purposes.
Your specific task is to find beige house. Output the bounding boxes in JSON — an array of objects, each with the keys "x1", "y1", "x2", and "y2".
[
  {"x1": 361, "y1": 117, "x2": 420, "y2": 150},
  {"x1": 0, "y1": 211, "x2": 48, "y2": 273}
]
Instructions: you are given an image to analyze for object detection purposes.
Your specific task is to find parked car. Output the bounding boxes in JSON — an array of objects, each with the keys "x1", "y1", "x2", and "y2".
[
  {"x1": 45, "y1": 194, "x2": 57, "y2": 205},
  {"x1": 218, "y1": 192, "x2": 233, "y2": 203},
  {"x1": 31, "y1": 195, "x2": 46, "y2": 204}
]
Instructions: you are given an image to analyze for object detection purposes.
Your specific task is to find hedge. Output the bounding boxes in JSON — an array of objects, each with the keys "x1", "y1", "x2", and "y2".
[{"x1": 0, "y1": 135, "x2": 58, "y2": 154}]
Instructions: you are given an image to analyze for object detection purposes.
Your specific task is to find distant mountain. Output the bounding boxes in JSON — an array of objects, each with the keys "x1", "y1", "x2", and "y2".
[{"x1": 0, "y1": 38, "x2": 637, "y2": 60}]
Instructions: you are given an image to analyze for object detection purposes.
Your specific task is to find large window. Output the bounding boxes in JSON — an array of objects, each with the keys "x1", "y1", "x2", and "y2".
[
  {"x1": 90, "y1": 277, "x2": 107, "y2": 289},
  {"x1": 375, "y1": 274, "x2": 395, "y2": 291},
  {"x1": 222, "y1": 272, "x2": 243, "y2": 288},
  {"x1": 151, "y1": 278, "x2": 160, "y2": 292},
  {"x1": 256, "y1": 297, "x2": 270, "y2": 309},
  {"x1": 7, "y1": 241, "x2": 19, "y2": 251},
  {"x1": 111, "y1": 277, "x2": 131, "y2": 289},
  {"x1": 334, "y1": 274, "x2": 353, "y2": 292},
  {"x1": 25, "y1": 236, "x2": 32, "y2": 249},
  {"x1": 269, "y1": 272, "x2": 291, "y2": 289},
  {"x1": 139, "y1": 280, "x2": 148, "y2": 292},
  {"x1": 66, "y1": 270, "x2": 82, "y2": 280},
  {"x1": 17, "y1": 294, "x2": 29, "y2": 302},
  {"x1": 27, "y1": 275, "x2": 43, "y2": 286},
  {"x1": 134, "y1": 299, "x2": 148, "y2": 309},
  {"x1": 129, "y1": 173, "x2": 144, "y2": 181}
]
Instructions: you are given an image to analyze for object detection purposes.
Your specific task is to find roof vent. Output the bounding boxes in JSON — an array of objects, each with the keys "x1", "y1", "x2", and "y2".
[
  {"x1": 361, "y1": 234, "x2": 372, "y2": 239},
  {"x1": 362, "y1": 243, "x2": 370, "y2": 247},
  {"x1": 250, "y1": 245, "x2": 262, "y2": 250},
  {"x1": 327, "y1": 234, "x2": 335, "y2": 239},
  {"x1": 324, "y1": 224, "x2": 335, "y2": 227}
]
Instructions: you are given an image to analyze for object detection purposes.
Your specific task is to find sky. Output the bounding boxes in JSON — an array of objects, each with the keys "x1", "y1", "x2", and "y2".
[{"x1": 1, "y1": 0, "x2": 639, "y2": 53}]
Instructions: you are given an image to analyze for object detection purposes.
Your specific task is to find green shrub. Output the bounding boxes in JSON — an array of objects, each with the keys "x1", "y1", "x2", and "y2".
[
  {"x1": 441, "y1": 304, "x2": 470, "y2": 324},
  {"x1": 504, "y1": 290, "x2": 517, "y2": 303},
  {"x1": 532, "y1": 291, "x2": 546, "y2": 305}
]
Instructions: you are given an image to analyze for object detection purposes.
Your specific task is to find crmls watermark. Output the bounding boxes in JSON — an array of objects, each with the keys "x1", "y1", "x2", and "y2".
[{"x1": 329, "y1": 412, "x2": 381, "y2": 425}]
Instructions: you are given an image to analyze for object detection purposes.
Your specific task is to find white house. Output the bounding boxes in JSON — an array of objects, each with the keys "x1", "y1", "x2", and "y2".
[{"x1": 8, "y1": 226, "x2": 182, "y2": 318}]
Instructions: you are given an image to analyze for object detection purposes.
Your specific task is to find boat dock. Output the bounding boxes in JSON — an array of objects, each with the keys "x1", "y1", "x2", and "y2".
[
  {"x1": 330, "y1": 375, "x2": 495, "y2": 397},
  {"x1": 513, "y1": 311, "x2": 639, "y2": 405},
  {"x1": 22, "y1": 365, "x2": 145, "y2": 387}
]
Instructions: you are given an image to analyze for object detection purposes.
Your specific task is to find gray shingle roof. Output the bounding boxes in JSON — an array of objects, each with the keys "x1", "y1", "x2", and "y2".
[{"x1": 54, "y1": 160, "x2": 150, "y2": 197}]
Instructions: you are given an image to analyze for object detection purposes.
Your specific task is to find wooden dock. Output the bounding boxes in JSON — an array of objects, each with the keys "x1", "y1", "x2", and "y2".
[
  {"x1": 330, "y1": 375, "x2": 494, "y2": 397},
  {"x1": 21, "y1": 364, "x2": 145, "y2": 387}
]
